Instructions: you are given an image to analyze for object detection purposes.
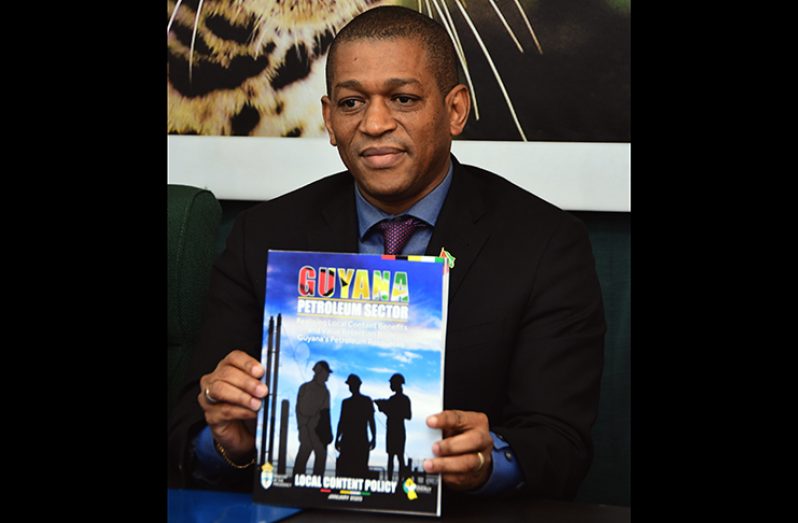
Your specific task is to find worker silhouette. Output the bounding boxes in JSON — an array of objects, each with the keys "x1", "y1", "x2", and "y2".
[
  {"x1": 335, "y1": 374, "x2": 376, "y2": 477},
  {"x1": 375, "y1": 373, "x2": 412, "y2": 481},
  {"x1": 293, "y1": 360, "x2": 332, "y2": 476}
]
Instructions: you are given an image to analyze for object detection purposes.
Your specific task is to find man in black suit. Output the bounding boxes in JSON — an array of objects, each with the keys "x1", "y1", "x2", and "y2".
[
  {"x1": 293, "y1": 361, "x2": 332, "y2": 476},
  {"x1": 375, "y1": 373, "x2": 412, "y2": 482},
  {"x1": 168, "y1": 6, "x2": 604, "y2": 499},
  {"x1": 335, "y1": 374, "x2": 377, "y2": 478}
]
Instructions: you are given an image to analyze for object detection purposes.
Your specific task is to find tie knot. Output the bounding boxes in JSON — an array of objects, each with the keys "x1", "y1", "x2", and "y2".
[{"x1": 376, "y1": 216, "x2": 426, "y2": 255}]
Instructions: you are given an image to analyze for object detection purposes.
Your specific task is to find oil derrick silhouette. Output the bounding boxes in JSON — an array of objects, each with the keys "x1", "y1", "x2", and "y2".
[{"x1": 259, "y1": 314, "x2": 287, "y2": 471}]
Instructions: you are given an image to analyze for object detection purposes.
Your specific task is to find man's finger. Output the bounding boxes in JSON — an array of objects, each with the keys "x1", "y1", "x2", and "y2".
[
  {"x1": 211, "y1": 365, "x2": 269, "y2": 400},
  {"x1": 221, "y1": 350, "x2": 264, "y2": 378},
  {"x1": 427, "y1": 410, "x2": 488, "y2": 432},
  {"x1": 432, "y1": 429, "x2": 492, "y2": 457},
  {"x1": 422, "y1": 452, "x2": 486, "y2": 475},
  {"x1": 201, "y1": 379, "x2": 265, "y2": 411}
]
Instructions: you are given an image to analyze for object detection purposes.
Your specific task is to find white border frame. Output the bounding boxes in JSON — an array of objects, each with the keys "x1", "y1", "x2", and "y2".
[{"x1": 167, "y1": 135, "x2": 630, "y2": 212}]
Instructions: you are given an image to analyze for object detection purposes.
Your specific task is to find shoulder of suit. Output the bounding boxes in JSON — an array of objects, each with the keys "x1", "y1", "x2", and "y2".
[{"x1": 455, "y1": 162, "x2": 579, "y2": 226}]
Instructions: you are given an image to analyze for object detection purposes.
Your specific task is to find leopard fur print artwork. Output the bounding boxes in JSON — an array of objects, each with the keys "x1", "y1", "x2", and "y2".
[{"x1": 167, "y1": 0, "x2": 402, "y2": 137}]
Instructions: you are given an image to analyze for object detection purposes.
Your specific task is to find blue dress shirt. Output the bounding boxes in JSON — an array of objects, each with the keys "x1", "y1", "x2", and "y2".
[
  {"x1": 192, "y1": 160, "x2": 524, "y2": 493},
  {"x1": 355, "y1": 163, "x2": 452, "y2": 255}
]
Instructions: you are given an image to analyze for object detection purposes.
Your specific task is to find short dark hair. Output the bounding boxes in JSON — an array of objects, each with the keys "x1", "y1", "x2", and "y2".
[{"x1": 325, "y1": 6, "x2": 459, "y2": 96}]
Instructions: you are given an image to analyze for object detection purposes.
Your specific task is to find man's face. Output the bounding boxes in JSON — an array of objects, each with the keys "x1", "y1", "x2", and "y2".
[
  {"x1": 322, "y1": 38, "x2": 469, "y2": 214},
  {"x1": 314, "y1": 368, "x2": 330, "y2": 383}
]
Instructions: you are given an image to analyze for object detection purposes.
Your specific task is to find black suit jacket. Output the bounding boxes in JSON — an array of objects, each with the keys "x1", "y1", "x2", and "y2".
[{"x1": 168, "y1": 157, "x2": 605, "y2": 500}]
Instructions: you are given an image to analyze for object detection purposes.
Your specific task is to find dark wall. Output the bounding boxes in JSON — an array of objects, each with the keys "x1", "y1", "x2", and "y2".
[{"x1": 570, "y1": 211, "x2": 630, "y2": 506}]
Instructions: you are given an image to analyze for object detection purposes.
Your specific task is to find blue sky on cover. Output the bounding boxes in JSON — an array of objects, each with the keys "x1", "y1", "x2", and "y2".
[{"x1": 256, "y1": 251, "x2": 447, "y2": 473}]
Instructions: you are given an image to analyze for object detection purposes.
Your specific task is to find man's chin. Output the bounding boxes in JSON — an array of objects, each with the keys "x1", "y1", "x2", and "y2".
[{"x1": 358, "y1": 182, "x2": 416, "y2": 207}]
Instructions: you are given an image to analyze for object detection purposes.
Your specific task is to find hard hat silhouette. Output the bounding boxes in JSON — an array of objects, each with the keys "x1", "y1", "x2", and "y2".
[{"x1": 313, "y1": 360, "x2": 332, "y2": 373}]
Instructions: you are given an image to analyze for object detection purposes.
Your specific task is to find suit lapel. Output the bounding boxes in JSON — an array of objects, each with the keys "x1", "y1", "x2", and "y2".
[
  {"x1": 306, "y1": 175, "x2": 360, "y2": 253},
  {"x1": 425, "y1": 158, "x2": 491, "y2": 300},
  {"x1": 302, "y1": 161, "x2": 491, "y2": 301}
]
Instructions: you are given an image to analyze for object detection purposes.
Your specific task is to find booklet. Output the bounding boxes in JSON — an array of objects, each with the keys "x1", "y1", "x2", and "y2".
[{"x1": 253, "y1": 250, "x2": 449, "y2": 517}]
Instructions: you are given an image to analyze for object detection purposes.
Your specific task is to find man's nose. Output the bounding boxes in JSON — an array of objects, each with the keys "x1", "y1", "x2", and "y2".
[{"x1": 360, "y1": 98, "x2": 397, "y2": 136}]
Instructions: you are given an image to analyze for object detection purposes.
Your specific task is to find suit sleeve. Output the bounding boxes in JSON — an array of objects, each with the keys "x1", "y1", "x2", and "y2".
[
  {"x1": 493, "y1": 214, "x2": 605, "y2": 499},
  {"x1": 168, "y1": 210, "x2": 263, "y2": 489}
]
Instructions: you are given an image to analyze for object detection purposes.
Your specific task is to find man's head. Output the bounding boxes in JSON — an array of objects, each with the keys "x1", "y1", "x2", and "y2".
[
  {"x1": 345, "y1": 373, "x2": 362, "y2": 393},
  {"x1": 321, "y1": 6, "x2": 471, "y2": 215},
  {"x1": 389, "y1": 373, "x2": 405, "y2": 392},
  {"x1": 313, "y1": 360, "x2": 332, "y2": 382},
  {"x1": 325, "y1": 6, "x2": 460, "y2": 97}
]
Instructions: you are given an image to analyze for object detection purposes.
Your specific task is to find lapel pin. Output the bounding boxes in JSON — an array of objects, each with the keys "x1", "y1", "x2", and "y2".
[{"x1": 439, "y1": 247, "x2": 456, "y2": 269}]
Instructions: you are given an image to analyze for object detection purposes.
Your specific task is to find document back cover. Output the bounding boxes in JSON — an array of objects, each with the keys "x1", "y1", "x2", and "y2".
[{"x1": 253, "y1": 250, "x2": 448, "y2": 516}]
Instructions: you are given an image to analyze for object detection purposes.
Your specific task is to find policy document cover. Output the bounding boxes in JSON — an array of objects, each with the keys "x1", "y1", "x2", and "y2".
[{"x1": 253, "y1": 250, "x2": 449, "y2": 517}]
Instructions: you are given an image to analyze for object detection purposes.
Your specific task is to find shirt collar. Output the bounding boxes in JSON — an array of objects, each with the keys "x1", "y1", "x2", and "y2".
[{"x1": 355, "y1": 160, "x2": 454, "y2": 241}]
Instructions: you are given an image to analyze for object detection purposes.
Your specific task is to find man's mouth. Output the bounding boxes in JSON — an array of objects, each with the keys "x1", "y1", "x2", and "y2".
[{"x1": 360, "y1": 147, "x2": 406, "y2": 169}]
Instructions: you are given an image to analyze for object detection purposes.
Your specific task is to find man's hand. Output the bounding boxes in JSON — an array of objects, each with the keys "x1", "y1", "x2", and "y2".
[
  {"x1": 423, "y1": 410, "x2": 493, "y2": 491},
  {"x1": 198, "y1": 350, "x2": 267, "y2": 463}
]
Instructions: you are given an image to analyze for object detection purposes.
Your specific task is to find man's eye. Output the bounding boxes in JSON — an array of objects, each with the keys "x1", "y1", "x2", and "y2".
[
  {"x1": 340, "y1": 99, "x2": 361, "y2": 109},
  {"x1": 395, "y1": 96, "x2": 414, "y2": 104}
]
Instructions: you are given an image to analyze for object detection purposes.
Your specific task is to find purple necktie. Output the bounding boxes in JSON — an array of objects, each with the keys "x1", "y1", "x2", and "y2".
[{"x1": 376, "y1": 216, "x2": 427, "y2": 255}]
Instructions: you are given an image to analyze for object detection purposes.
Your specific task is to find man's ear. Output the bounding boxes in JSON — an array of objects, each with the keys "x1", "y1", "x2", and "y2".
[
  {"x1": 321, "y1": 95, "x2": 337, "y2": 146},
  {"x1": 445, "y1": 84, "x2": 471, "y2": 137}
]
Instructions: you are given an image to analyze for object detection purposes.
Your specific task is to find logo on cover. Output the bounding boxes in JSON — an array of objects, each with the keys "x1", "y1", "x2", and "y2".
[
  {"x1": 402, "y1": 477, "x2": 418, "y2": 500},
  {"x1": 260, "y1": 462, "x2": 274, "y2": 490}
]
